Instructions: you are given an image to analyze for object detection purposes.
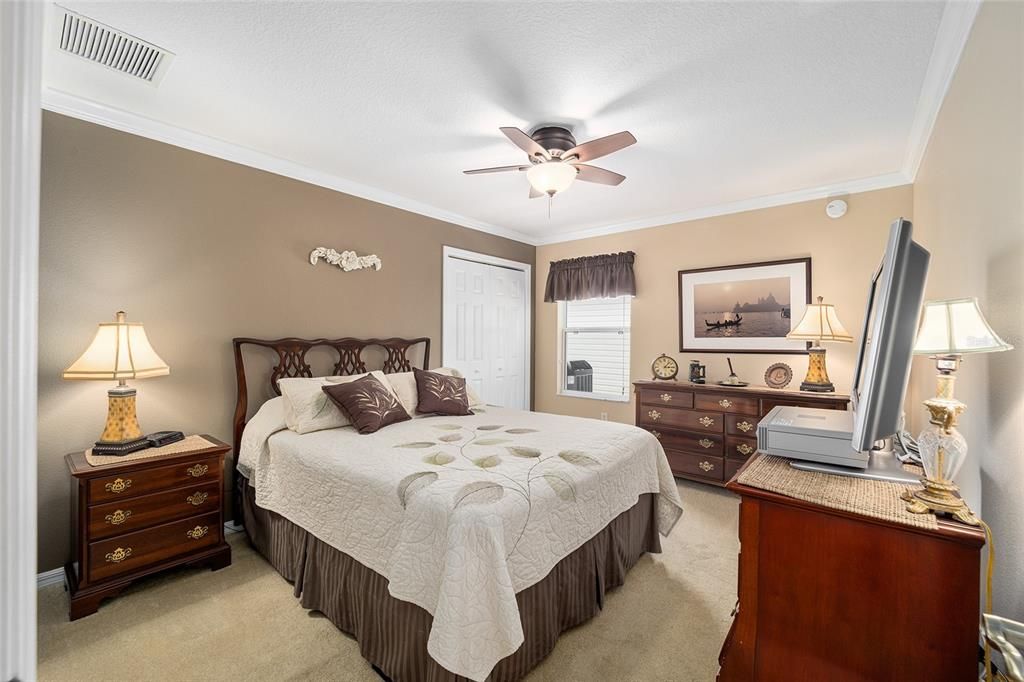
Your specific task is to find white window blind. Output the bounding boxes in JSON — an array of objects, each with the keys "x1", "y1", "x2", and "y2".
[{"x1": 560, "y1": 296, "x2": 631, "y2": 399}]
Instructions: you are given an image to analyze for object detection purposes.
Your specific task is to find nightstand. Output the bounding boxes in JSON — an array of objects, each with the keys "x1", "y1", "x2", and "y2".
[{"x1": 64, "y1": 435, "x2": 232, "y2": 620}]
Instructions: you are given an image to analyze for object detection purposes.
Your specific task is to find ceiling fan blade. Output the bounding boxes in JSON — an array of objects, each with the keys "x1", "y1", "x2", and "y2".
[
  {"x1": 574, "y1": 164, "x2": 626, "y2": 186},
  {"x1": 500, "y1": 127, "x2": 551, "y2": 160},
  {"x1": 463, "y1": 165, "x2": 531, "y2": 175},
  {"x1": 529, "y1": 185, "x2": 544, "y2": 199},
  {"x1": 562, "y1": 131, "x2": 636, "y2": 163}
]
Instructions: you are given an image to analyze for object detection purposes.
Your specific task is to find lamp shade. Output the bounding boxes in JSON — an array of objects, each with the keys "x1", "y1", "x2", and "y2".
[
  {"x1": 786, "y1": 296, "x2": 853, "y2": 343},
  {"x1": 527, "y1": 161, "x2": 577, "y2": 196},
  {"x1": 62, "y1": 311, "x2": 170, "y2": 381},
  {"x1": 913, "y1": 297, "x2": 1014, "y2": 355}
]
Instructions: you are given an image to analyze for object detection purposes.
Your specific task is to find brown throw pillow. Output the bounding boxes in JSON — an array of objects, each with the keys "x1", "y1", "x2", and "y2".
[
  {"x1": 414, "y1": 367, "x2": 473, "y2": 416},
  {"x1": 322, "y1": 375, "x2": 410, "y2": 434}
]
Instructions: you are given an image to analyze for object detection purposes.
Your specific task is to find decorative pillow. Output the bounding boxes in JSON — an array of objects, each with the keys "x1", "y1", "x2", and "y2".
[
  {"x1": 279, "y1": 371, "x2": 390, "y2": 434},
  {"x1": 414, "y1": 367, "x2": 473, "y2": 416},
  {"x1": 386, "y1": 367, "x2": 484, "y2": 415},
  {"x1": 322, "y1": 374, "x2": 411, "y2": 434}
]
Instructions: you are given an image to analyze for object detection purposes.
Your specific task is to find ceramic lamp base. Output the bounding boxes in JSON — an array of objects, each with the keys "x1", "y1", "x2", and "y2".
[
  {"x1": 97, "y1": 385, "x2": 143, "y2": 445},
  {"x1": 799, "y1": 347, "x2": 835, "y2": 392}
]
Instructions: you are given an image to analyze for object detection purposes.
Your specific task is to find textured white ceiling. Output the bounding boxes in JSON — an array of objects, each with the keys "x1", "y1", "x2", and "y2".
[{"x1": 44, "y1": 1, "x2": 947, "y2": 243}]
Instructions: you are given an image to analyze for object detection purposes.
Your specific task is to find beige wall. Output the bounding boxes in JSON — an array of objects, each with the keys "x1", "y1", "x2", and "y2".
[
  {"x1": 37, "y1": 112, "x2": 534, "y2": 572},
  {"x1": 910, "y1": 1, "x2": 1023, "y2": 620},
  {"x1": 534, "y1": 185, "x2": 914, "y2": 422}
]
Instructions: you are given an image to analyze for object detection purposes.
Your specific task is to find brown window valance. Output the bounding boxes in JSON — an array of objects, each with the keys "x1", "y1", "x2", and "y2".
[{"x1": 543, "y1": 251, "x2": 636, "y2": 302}]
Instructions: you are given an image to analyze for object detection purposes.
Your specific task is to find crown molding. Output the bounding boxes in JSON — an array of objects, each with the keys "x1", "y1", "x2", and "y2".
[
  {"x1": 40, "y1": 88, "x2": 539, "y2": 246},
  {"x1": 901, "y1": 0, "x2": 981, "y2": 180},
  {"x1": 533, "y1": 171, "x2": 912, "y2": 245}
]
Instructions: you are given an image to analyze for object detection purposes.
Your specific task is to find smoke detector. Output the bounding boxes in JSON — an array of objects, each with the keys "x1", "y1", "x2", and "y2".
[
  {"x1": 825, "y1": 199, "x2": 848, "y2": 219},
  {"x1": 51, "y1": 6, "x2": 175, "y2": 86}
]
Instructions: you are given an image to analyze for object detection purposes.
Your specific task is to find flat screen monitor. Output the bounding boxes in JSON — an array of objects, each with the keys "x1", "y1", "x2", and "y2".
[{"x1": 850, "y1": 218, "x2": 930, "y2": 452}]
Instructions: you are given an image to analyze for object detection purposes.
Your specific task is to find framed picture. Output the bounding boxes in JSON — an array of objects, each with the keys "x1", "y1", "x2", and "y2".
[{"x1": 678, "y1": 257, "x2": 811, "y2": 353}]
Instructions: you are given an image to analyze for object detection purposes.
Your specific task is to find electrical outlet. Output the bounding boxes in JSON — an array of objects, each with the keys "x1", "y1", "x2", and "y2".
[{"x1": 600, "y1": 412, "x2": 608, "y2": 421}]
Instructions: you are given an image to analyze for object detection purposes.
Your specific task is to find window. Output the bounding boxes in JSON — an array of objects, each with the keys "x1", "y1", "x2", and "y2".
[{"x1": 559, "y1": 296, "x2": 631, "y2": 401}]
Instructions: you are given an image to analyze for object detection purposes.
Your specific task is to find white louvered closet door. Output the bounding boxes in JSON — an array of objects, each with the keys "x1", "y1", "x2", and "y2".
[{"x1": 443, "y1": 252, "x2": 529, "y2": 410}]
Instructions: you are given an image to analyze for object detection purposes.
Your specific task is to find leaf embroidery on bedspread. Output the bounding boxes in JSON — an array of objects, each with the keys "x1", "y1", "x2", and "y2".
[
  {"x1": 423, "y1": 452, "x2": 456, "y2": 465},
  {"x1": 397, "y1": 471, "x2": 439, "y2": 508},
  {"x1": 391, "y1": 422, "x2": 607, "y2": 557},
  {"x1": 454, "y1": 481, "x2": 505, "y2": 507}
]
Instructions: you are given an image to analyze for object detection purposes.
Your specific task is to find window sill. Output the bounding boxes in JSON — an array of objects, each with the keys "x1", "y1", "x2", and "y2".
[{"x1": 557, "y1": 390, "x2": 630, "y2": 403}]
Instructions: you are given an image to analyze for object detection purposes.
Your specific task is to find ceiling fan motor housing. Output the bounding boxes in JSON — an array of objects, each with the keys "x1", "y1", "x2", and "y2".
[{"x1": 531, "y1": 126, "x2": 577, "y2": 156}]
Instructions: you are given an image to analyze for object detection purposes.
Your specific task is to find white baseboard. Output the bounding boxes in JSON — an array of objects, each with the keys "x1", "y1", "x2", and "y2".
[
  {"x1": 37, "y1": 522, "x2": 244, "y2": 589},
  {"x1": 37, "y1": 567, "x2": 65, "y2": 590}
]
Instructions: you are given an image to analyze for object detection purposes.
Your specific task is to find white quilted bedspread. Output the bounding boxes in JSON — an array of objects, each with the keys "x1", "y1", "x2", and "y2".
[{"x1": 239, "y1": 400, "x2": 683, "y2": 681}]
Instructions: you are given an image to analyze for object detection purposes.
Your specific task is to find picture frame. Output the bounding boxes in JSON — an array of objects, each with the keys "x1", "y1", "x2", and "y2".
[{"x1": 678, "y1": 257, "x2": 811, "y2": 354}]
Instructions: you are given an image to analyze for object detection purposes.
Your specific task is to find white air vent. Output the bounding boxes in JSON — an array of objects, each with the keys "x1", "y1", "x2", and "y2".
[{"x1": 54, "y1": 6, "x2": 174, "y2": 85}]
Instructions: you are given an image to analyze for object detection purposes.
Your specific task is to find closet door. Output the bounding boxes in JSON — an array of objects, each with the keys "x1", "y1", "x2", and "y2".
[
  {"x1": 443, "y1": 252, "x2": 529, "y2": 410},
  {"x1": 445, "y1": 258, "x2": 488, "y2": 401},
  {"x1": 486, "y1": 265, "x2": 526, "y2": 409}
]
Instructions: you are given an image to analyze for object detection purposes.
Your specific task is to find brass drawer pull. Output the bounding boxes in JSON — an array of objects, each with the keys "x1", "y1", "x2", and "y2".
[
  {"x1": 185, "y1": 525, "x2": 209, "y2": 540},
  {"x1": 104, "y1": 510, "x2": 131, "y2": 526},
  {"x1": 737, "y1": 420, "x2": 754, "y2": 433},
  {"x1": 660, "y1": 393, "x2": 673, "y2": 402},
  {"x1": 698, "y1": 460, "x2": 715, "y2": 473},
  {"x1": 699, "y1": 416, "x2": 715, "y2": 428},
  {"x1": 104, "y1": 547, "x2": 132, "y2": 563},
  {"x1": 719, "y1": 399, "x2": 733, "y2": 408},
  {"x1": 104, "y1": 478, "x2": 132, "y2": 494},
  {"x1": 737, "y1": 443, "x2": 755, "y2": 456},
  {"x1": 650, "y1": 430, "x2": 661, "y2": 440},
  {"x1": 187, "y1": 464, "x2": 209, "y2": 478},
  {"x1": 648, "y1": 410, "x2": 662, "y2": 421},
  {"x1": 186, "y1": 491, "x2": 209, "y2": 506},
  {"x1": 699, "y1": 438, "x2": 715, "y2": 449}
]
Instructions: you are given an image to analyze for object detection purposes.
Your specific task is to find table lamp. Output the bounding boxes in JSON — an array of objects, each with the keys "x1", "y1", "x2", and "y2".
[
  {"x1": 786, "y1": 296, "x2": 853, "y2": 392},
  {"x1": 902, "y1": 297, "x2": 1013, "y2": 525},
  {"x1": 62, "y1": 311, "x2": 169, "y2": 452}
]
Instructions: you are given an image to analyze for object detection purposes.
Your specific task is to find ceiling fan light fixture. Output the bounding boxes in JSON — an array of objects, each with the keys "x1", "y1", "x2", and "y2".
[{"x1": 526, "y1": 161, "x2": 577, "y2": 196}]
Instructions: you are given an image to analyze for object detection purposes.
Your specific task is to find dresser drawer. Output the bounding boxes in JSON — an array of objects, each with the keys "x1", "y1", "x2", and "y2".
[
  {"x1": 694, "y1": 393, "x2": 759, "y2": 416},
  {"x1": 726, "y1": 414, "x2": 758, "y2": 436},
  {"x1": 88, "y1": 481, "x2": 221, "y2": 540},
  {"x1": 648, "y1": 428, "x2": 723, "y2": 455},
  {"x1": 725, "y1": 436, "x2": 758, "y2": 461},
  {"x1": 665, "y1": 450, "x2": 725, "y2": 482},
  {"x1": 725, "y1": 458, "x2": 744, "y2": 483},
  {"x1": 88, "y1": 456, "x2": 220, "y2": 503},
  {"x1": 640, "y1": 406, "x2": 724, "y2": 433},
  {"x1": 638, "y1": 388, "x2": 693, "y2": 409},
  {"x1": 88, "y1": 511, "x2": 220, "y2": 582}
]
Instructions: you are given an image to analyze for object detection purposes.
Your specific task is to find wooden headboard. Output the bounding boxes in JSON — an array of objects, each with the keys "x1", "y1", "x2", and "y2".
[{"x1": 231, "y1": 335, "x2": 430, "y2": 475}]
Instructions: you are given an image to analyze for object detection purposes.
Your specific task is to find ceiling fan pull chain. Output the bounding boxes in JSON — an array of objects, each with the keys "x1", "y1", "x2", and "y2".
[{"x1": 548, "y1": 195, "x2": 552, "y2": 219}]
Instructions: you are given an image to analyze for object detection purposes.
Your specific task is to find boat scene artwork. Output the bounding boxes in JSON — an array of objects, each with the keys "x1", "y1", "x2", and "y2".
[
  {"x1": 695, "y1": 277, "x2": 792, "y2": 338},
  {"x1": 678, "y1": 257, "x2": 810, "y2": 353}
]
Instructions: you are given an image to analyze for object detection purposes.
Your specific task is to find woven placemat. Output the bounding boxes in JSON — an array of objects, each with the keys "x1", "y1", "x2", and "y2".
[
  {"x1": 85, "y1": 434, "x2": 217, "y2": 467},
  {"x1": 737, "y1": 454, "x2": 938, "y2": 530}
]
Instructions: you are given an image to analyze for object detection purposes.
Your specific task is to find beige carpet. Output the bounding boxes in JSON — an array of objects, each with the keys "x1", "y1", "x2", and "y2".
[{"x1": 38, "y1": 480, "x2": 738, "y2": 682}]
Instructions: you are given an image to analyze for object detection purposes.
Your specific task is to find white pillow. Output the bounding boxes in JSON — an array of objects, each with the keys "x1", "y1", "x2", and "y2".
[
  {"x1": 384, "y1": 367, "x2": 485, "y2": 416},
  {"x1": 279, "y1": 371, "x2": 392, "y2": 434}
]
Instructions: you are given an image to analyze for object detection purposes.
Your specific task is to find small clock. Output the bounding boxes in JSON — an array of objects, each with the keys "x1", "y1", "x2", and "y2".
[
  {"x1": 651, "y1": 354, "x2": 679, "y2": 381},
  {"x1": 764, "y1": 362, "x2": 793, "y2": 389}
]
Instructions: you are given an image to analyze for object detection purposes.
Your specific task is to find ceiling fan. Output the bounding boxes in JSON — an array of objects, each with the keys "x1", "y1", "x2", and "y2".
[{"x1": 463, "y1": 126, "x2": 636, "y2": 199}]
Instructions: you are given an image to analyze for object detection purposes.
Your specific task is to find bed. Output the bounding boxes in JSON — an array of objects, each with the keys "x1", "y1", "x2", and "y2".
[{"x1": 232, "y1": 336, "x2": 683, "y2": 681}]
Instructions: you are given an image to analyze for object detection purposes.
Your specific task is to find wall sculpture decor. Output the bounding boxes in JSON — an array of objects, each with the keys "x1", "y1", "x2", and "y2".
[{"x1": 309, "y1": 247, "x2": 382, "y2": 272}]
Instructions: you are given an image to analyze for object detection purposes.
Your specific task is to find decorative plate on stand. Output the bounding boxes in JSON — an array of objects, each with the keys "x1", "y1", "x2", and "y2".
[{"x1": 764, "y1": 362, "x2": 793, "y2": 389}]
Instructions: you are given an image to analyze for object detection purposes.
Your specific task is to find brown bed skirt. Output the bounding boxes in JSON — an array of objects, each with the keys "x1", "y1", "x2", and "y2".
[{"x1": 240, "y1": 477, "x2": 661, "y2": 681}]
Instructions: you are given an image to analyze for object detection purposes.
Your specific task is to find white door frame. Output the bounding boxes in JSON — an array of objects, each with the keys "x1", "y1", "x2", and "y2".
[
  {"x1": 1, "y1": 2, "x2": 43, "y2": 680},
  {"x1": 442, "y1": 246, "x2": 532, "y2": 409}
]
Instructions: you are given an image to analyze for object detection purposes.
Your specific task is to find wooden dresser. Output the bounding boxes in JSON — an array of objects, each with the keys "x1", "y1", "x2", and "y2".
[
  {"x1": 719, "y1": 458, "x2": 986, "y2": 681},
  {"x1": 633, "y1": 381, "x2": 848, "y2": 485},
  {"x1": 64, "y1": 436, "x2": 232, "y2": 619}
]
